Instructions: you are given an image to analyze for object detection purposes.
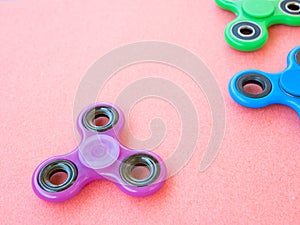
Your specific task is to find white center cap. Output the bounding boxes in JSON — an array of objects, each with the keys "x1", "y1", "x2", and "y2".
[{"x1": 79, "y1": 135, "x2": 120, "y2": 169}]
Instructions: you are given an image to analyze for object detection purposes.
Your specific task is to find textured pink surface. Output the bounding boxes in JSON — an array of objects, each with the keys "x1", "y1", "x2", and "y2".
[{"x1": 1, "y1": 1, "x2": 300, "y2": 224}]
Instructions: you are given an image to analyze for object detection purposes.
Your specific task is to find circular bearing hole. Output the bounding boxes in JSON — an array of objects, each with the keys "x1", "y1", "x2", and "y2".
[
  {"x1": 232, "y1": 22, "x2": 261, "y2": 41},
  {"x1": 93, "y1": 114, "x2": 110, "y2": 126},
  {"x1": 83, "y1": 106, "x2": 119, "y2": 132},
  {"x1": 236, "y1": 74, "x2": 272, "y2": 99},
  {"x1": 243, "y1": 82, "x2": 264, "y2": 95},
  {"x1": 280, "y1": 0, "x2": 300, "y2": 14},
  {"x1": 49, "y1": 171, "x2": 68, "y2": 185},
  {"x1": 120, "y1": 154, "x2": 161, "y2": 187},
  {"x1": 131, "y1": 164, "x2": 151, "y2": 180},
  {"x1": 238, "y1": 26, "x2": 255, "y2": 37},
  {"x1": 286, "y1": 2, "x2": 300, "y2": 12},
  {"x1": 38, "y1": 160, "x2": 78, "y2": 192}
]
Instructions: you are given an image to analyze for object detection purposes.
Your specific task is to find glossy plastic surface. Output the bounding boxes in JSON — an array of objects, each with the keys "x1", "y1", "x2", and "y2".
[
  {"x1": 32, "y1": 103, "x2": 167, "y2": 202},
  {"x1": 216, "y1": 0, "x2": 300, "y2": 51},
  {"x1": 229, "y1": 46, "x2": 300, "y2": 116}
]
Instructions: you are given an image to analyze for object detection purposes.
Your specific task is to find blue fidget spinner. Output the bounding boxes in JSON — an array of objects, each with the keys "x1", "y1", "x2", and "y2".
[{"x1": 229, "y1": 46, "x2": 300, "y2": 116}]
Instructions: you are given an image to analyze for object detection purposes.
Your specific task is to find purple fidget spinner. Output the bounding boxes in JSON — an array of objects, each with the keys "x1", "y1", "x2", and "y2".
[{"x1": 32, "y1": 103, "x2": 167, "y2": 202}]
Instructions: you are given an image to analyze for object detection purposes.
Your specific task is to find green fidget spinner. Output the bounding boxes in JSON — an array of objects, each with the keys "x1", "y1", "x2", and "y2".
[{"x1": 216, "y1": 0, "x2": 300, "y2": 51}]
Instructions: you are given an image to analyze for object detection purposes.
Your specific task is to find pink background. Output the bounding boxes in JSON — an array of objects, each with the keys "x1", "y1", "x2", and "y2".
[{"x1": 1, "y1": 1, "x2": 300, "y2": 224}]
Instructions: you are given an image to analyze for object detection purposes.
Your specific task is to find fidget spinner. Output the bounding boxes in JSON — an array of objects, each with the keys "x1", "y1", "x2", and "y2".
[
  {"x1": 216, "y1": 0, "x2": 300, "y2": 51},
  {"x1": 229, "y1": 46, "x2": 300, "y2": 115},
  {"x1": 32, "y1": 103, "x2": 167, "y2": 202}
]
